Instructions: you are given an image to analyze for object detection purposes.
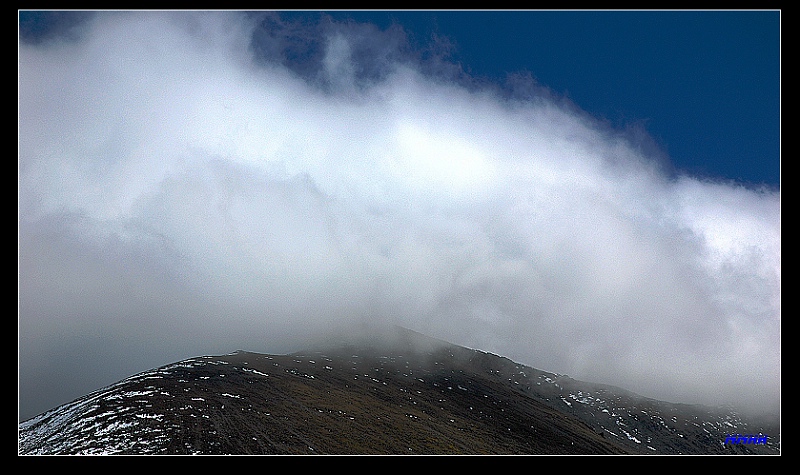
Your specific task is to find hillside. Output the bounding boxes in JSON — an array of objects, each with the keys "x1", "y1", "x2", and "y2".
[{"x1": 18, "y1": 327, "x2": 779, "y2": 455}]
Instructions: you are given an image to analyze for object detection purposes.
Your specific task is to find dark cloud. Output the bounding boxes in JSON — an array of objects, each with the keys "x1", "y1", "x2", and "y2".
[{"x1": 19, "y1": 10, "x2": 95, "y2": 44}]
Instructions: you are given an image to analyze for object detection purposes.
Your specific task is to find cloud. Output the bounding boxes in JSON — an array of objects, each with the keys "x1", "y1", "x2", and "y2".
[{"x1": 18, "y1": 11, "x2": 779, "y2": 420}]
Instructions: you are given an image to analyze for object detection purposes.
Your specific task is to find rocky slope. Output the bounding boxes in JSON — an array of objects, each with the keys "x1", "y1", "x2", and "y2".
[{"x1": 18, "y1": 327, "x2": 779, "y2": 455}]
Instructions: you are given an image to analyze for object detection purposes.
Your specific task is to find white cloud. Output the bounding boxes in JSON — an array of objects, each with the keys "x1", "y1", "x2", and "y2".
[{"x1": 18, "y1": 11, "x2": 779, "y2": 420}]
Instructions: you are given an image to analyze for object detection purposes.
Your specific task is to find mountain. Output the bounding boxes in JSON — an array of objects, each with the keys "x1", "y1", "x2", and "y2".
[{"x1": 18, "y1": 327, "x2": 779, "y2": 455}]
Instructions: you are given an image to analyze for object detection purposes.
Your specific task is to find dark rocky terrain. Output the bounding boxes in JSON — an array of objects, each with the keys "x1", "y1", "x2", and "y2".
[{"x1": 18, "y1": 327, "x2": 779, "y2": 455}]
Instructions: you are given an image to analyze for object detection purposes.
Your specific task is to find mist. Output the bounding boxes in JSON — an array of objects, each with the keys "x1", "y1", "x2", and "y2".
[{"x1": 18, "y1": 11, "x2": 780, "y2": 421}]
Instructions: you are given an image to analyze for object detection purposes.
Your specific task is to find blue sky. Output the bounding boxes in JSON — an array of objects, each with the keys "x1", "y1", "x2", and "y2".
[
  {"x1": 19, "y1": 11, "x2": 780, "y2": 422},
  {"x1": 18, "y1": 10, "x2": 781, "y2": 186},
  {"x1": 301, "y1": 10, "x2": 781, "y2": 187}
]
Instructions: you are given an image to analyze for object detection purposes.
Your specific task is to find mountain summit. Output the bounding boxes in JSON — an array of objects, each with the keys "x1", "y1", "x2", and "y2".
[{"x1": 19, "y1": 327, "x2": 779, "y2": 455}]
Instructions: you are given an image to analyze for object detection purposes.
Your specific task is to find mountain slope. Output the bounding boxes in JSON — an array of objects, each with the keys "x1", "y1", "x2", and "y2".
[{"x1": 18, "y1": 328, "x2": 779, "y2": 455}]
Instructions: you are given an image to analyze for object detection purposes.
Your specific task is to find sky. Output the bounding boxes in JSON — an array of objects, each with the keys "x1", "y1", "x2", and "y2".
[{"x1": 18, "y1": 10, "x2": 780, "y2": 423}]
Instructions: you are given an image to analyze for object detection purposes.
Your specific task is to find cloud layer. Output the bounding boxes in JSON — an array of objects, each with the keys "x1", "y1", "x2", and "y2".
[{"x1": 18, "y1": 12, "x2": 780, "y2": 420}]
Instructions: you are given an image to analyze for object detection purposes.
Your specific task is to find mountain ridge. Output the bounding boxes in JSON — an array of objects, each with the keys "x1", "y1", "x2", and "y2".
[{"x1": 18, "y1": 327, "x2": 779, "y2": 455}]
